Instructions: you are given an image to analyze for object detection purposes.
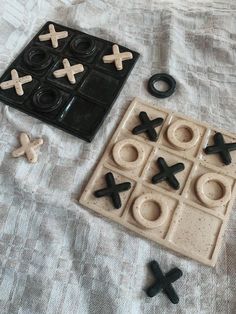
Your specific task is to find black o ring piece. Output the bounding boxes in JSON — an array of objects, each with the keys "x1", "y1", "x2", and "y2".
[
  {"x1": 33, "y1": 87, "x2": 62, "y2": 113},
  {"x1": 24, "y1": 47, "x2": 52, "y2": 70},
  {"x1": 70, "y1": 35, "x2": 96, "y2": 57},
  {"x1": 148, "y1": 73, "x2": 176, "y2": 99}
]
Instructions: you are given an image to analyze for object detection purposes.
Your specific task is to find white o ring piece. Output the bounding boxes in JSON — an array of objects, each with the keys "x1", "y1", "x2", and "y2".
[
  {"x1": 196, "y1": 172, "x2": 231, "y2": 208},
  {"x1": 112, "y1": 139, "x2": 145, "y2": 170},
  {"x1": 132, "y1": 193, "x2": 168, "y2": 229},
  {"x1": 167, "y1": 120, "x2": 200, "y2": 151}
]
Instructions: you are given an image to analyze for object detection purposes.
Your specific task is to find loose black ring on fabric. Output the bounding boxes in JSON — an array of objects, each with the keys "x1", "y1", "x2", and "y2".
[{"x1": 148, "y1": 73, "x2": 176, "y2": 98}]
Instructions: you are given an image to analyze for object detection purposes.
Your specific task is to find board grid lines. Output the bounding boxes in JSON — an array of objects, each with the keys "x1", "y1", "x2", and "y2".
[
  {"x1": 79, "y1": 98, "x2": 236, "y2": 266},
  {"x1": 0, "y1": 21, "x2": 139, "y2": 142}
]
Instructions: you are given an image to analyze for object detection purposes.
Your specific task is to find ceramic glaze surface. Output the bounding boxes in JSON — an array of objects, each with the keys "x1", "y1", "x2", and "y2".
[
  {"x1": 79, "y1": 98, "x2": 236, "y2": 266},
  {"x1": 0, "y1": 21, "x2": 139, "y2": 142}
]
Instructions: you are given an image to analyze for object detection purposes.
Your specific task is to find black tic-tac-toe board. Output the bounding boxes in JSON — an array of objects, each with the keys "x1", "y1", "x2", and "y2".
[{"x1": 0, "y1": 21, "x2": 139, "y2": 142}]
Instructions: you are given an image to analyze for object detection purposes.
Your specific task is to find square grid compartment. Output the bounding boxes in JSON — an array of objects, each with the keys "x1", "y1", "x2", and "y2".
[
  {"x1": 79, "y1": 98, "x2": 236, "y2": 266},
  {"x1": 0, "y1": 21, "x2": 139, "y2": 142}
]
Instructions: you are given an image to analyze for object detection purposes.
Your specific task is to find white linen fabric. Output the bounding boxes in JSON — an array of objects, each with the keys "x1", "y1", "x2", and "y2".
[{"x1": 0, "y1": 1, "x2": 236, "y2": 313}]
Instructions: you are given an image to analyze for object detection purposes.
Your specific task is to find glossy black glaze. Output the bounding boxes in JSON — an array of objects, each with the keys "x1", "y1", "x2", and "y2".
[
  {"x1": 148, "y1": 73, "x2": 176, "y2": 98},
  {"x1": 0, "y1": 21, "x2": 139, "y2": 142}
]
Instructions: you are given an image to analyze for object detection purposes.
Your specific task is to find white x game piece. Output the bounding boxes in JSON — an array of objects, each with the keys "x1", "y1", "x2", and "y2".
[
  {"x1": 0, "y1": 69, "x2": 32, "y2": 96},
  {"x1": 53, "y1": 58, "x2": 84, "y2": 84},
  {"x1": 102, "y1": 44, "x2": 133, "y2": 70},
  {"x1": 39, "y1": 24, "x2": 68, "y2": 48},
  {"x1": 12, "y1": 133, "x2": 44, "y2": 163}
]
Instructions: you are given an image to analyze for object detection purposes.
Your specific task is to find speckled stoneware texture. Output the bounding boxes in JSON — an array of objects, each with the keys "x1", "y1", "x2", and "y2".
[{"x1": 79, "y1": 98, "x2": 236, "y2": 267}]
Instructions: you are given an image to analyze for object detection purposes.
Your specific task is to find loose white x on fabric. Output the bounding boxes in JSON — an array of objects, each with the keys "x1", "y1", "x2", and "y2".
[{"x1": 12, "y1": 133, "x2": 44, "y2": 163}]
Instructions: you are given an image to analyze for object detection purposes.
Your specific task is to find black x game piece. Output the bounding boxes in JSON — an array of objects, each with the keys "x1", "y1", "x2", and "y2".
[
  {"x1": 152, "y1": 157, "x2": 185, "y2": 190},
  {"x1": 204, "y1": 132, "x2": 236, "y2": 165},
  {"x1": 146, "y1": 261, "x2": 183, "y2": 304},
  {"x1": 132, "y1": 111, "x2": 164, "y2": 141},
  {"x1": 94, "y1": 172, "x2": 131, "y2": 209}
]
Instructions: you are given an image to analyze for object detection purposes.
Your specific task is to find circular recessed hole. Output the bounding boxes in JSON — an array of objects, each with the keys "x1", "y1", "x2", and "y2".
[
  {"x1": 140, "y1": 200, "x2": 161, "y2": 221},
  {"x1": 70, "y1": 36, "x2": 96, "y2": 56},
  {"x1": 33, "y1": 87, "x2": 62, "y2": 112},
  {"x1": 175, "y1": 126, "x2": 194, "y2": 143},
  {"x1": 40, "y1": 90, "x2": 54, "y2": 104},
  {"x1": 203, "y1": 180, "x2": 224, "y2": 201},
  {"x1": 24, "y1": 47, "x2": 52, "y2": 70},
  {"x1": 120, "y1": 144, "x2": 138, "y2": 162},
  {"x1": 153, "y1": 80, "x2": 170, "y2": 92},
  {"x1": 77, "y1": 40, "x2": 91, "y2": 51},
  {"x1": 31, "y1": 50, "x2": 47, "y2": 63}
]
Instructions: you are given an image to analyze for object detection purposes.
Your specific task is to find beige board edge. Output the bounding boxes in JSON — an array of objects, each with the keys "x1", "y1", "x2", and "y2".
[{"x1": 79, "y1": 97, "x2": 236, "y2": 267}]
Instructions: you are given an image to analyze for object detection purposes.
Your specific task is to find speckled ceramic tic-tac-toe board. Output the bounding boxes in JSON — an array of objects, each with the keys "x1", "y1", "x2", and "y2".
[
  {"x1": 0, "y1": 22, "x2": 139, "y2": 142},
  {"x1": 79, "y1": 98, "x2": 236, "y2": 266}
]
